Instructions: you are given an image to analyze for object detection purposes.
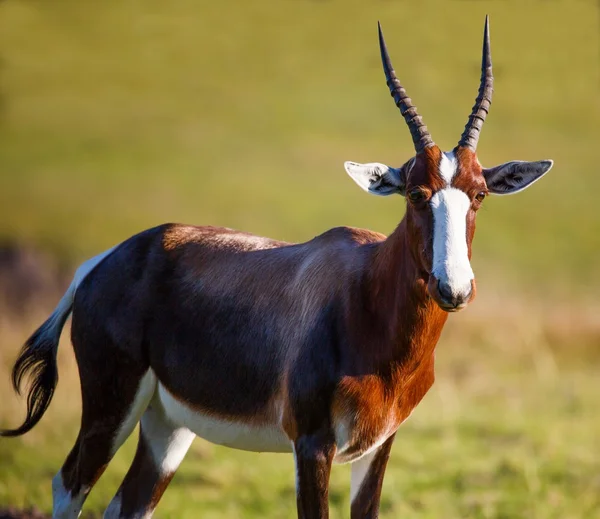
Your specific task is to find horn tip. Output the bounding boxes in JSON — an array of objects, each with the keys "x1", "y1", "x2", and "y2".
[{"x1": 482, "y1": 14, "x2": 491, "y2": 66}]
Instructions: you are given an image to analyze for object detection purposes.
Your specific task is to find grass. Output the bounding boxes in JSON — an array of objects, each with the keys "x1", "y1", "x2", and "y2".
[
  {"x1": 1, "y1": 297, "x2": 599, "y2": 518},
  {"x1": 0, "y1": 0, "x2": 598, "y2": 289},
  {"x1": 0, "y1": 0, "x2": 599, "y2": 517}
]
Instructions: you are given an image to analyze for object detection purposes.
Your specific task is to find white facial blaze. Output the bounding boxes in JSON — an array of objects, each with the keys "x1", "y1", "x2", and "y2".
[
  {"x1": 439, "y1": 150, "x2": 458, "y2": 184},
  {"x1": 430, "y1": 188, "x2": 474, "y2": 297}
]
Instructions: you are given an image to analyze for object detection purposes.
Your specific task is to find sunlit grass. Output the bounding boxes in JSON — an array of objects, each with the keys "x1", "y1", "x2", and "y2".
[
  {"x1": 0, "y1": 0, "x2": 598, "y2": 290},
  {"x1": 1, "y1": 295, "x2": 599, "y2": 517},
  {"x1": 0, "y1": 0, "x2": 598, "y2": 517}
]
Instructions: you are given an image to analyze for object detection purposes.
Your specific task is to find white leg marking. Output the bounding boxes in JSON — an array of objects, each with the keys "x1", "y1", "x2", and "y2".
[
  {"x1": 350, "y1": 448, "x2": 378, "y2": 503},
  {"x1": 439, "y1": 151, "x2": 458, "y2": 184},
  {"x1": 430, "y1": 187, "x2": 474, "y2": 297},
  {"x1": 112, "y1": 370, "x2": 157, "y2": 456},
  {"x1": 141, "y1": 399, "x2": 195, "y2": 476},
  {"x1": 292, "y1": 444, "x2": 300, "y2": 495},
  {"x1": 52, "y1": 472, "x2": 86, "y2": 519},
  {"x1": 102, "y1": 495, "x2": 121, "y2": 519},
  {"x1": 104, "y1": 399, "x2": 195, "y2": 518}
]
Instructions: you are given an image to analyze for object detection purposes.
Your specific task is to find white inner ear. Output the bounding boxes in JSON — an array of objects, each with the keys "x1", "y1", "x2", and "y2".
[
  {"x1": 430, "y1": 187, "x2": 474, "y2": 295},
  {"x1": 344, "y1": 162, "x2": 392, "y2": 192}
]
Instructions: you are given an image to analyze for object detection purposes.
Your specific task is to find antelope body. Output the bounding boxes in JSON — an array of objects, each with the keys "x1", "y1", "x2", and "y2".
[{"x1": 2, "y1": 17, "x2": 553, "y2": 519}]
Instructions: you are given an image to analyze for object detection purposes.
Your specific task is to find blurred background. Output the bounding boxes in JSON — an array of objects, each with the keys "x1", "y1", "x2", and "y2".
[{"x1": 0, "y1": 0, "x2": 598, "y2": 517}]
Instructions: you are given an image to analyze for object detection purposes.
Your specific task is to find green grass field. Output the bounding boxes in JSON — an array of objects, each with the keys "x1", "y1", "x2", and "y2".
[
  {"x1": 0, "y1": 0, "x2": 599, "y2": 517},
  {"x1": 1, "y1": 304, "x2": 598, "y2": 518}
]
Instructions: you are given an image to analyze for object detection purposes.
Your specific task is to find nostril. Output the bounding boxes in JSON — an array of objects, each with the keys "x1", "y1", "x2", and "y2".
[{"x1": 437, "y1": 280, "x2": 454, "y2": 302}]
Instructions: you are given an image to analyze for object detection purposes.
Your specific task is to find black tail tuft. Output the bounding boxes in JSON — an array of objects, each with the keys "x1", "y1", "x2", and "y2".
[{"x1": 1, "y1": 316, "x2": 64, "y2": 437}]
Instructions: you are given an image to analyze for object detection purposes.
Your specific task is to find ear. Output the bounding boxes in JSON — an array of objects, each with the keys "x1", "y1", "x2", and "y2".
[
  {"x1": 483, "y1": 159, "x2": 553, "y2": 195},
  {"x1": 343, "y1": 159, "x2": 414, "y2": 196}
]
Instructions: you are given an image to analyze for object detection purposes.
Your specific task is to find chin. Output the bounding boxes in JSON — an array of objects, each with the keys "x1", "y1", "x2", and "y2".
[{"x1": 436, "y1": 301, "x2": 469, "y2": 313}]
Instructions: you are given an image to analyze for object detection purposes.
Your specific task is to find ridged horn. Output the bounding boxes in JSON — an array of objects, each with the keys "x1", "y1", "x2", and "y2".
[
  {"x1": 378, "y1": 22, "x2": 434, "y2": 153},
  {"x1": 458, "y1": 15, "x2": 493, "y2": 151}
]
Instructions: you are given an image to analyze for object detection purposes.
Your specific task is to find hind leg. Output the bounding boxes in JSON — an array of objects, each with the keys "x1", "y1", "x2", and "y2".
[
  {"x1": 52, "y1": 369, "x2": 156, "y2": 519},
  {"x1": 104, "y1": 392, "x2": 195, "y2": 518}
]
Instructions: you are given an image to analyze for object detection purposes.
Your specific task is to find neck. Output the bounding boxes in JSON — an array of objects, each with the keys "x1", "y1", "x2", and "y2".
[{"x1": 364, "y1": 216, "x2": 448, "y2": 364}]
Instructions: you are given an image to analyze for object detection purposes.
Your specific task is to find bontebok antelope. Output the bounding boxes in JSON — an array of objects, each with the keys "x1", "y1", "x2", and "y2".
[{"x1": 2, "y1": 17, "x2": 552, "y2": 519}]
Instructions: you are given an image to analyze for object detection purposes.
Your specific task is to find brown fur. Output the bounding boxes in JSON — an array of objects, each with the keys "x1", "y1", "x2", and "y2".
[
  {"x1": 1, "y1": 13, "x2": 551, "y2": 514},
  {"x1": 3, "y1": 146, "x2": 490, "y2": 518}
]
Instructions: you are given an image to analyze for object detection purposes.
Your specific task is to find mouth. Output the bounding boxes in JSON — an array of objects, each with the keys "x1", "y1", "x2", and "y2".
[{"x1": 436, "y1": 301, "x2": 468, "y2": 313}]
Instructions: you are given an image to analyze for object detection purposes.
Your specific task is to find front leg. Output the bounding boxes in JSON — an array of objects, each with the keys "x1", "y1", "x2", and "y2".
[
  {"x1": 350, "y1": 433, "x2": 396, "y2": 519},
  {"x1": 293, "y1": 431, "x2": 336, "y2": 519}
]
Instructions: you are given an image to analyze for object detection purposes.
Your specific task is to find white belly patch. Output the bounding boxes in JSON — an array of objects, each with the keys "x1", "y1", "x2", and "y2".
[{"x1": 158, "y1": 384, "x2": 292, "y2": 453}]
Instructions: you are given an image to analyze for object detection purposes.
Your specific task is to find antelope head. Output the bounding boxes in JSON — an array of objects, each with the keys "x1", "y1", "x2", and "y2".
[{"x1": 345, "y1": 16, "x2": 553, "y2": 312}]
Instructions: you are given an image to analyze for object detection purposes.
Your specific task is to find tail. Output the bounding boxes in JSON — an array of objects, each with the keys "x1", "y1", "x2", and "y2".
[{"x1": 1, "y1": 246, "x2": 117, "y2": 437}]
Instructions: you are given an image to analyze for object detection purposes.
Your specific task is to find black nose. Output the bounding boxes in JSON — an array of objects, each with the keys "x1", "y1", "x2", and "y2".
[
  {"x1": 437, "y1": 280, "x2": 454, "y2": 302},
  {"x1": 438, "y1": 280, "x2": 472, "y2": 307}
]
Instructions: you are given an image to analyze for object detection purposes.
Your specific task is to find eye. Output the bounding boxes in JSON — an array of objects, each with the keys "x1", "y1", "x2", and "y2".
[
  {"x1": 475, "y1": 191, "x2": 486, "y2": 203},
  {"x1": 407, "y1": 187, "x2": 427, "y2": 203}
]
